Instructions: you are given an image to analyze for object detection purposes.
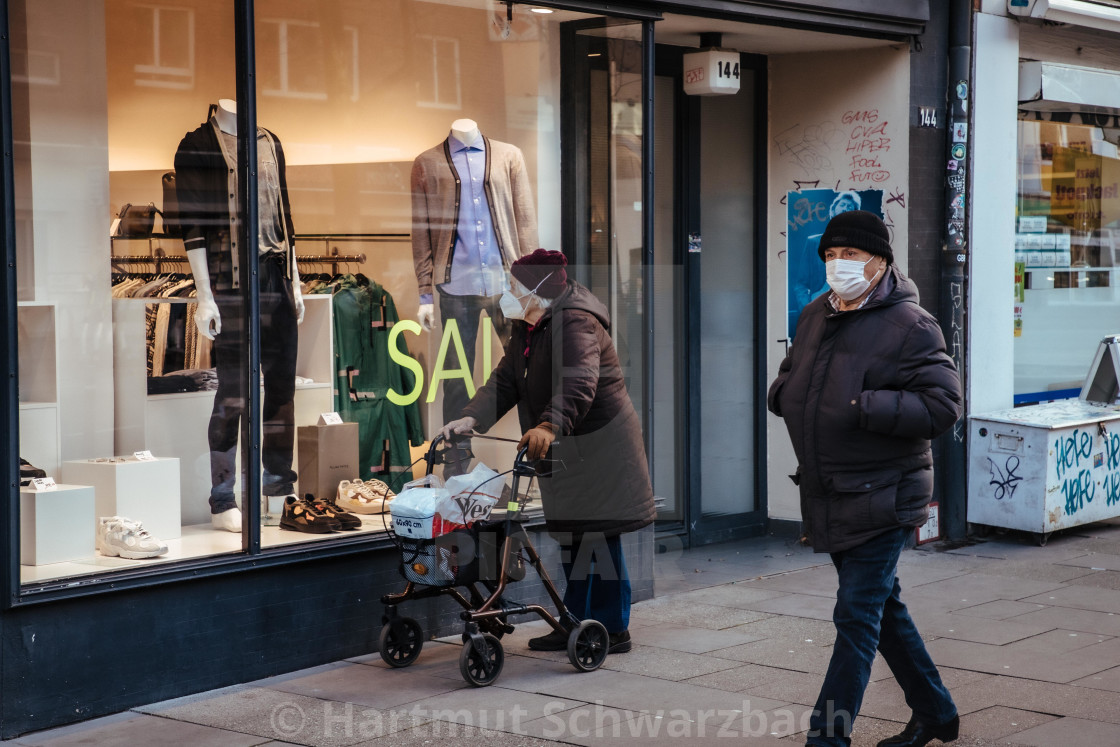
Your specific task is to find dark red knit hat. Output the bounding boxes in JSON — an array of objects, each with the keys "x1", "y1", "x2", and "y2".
[{"x1": 511, "y1": 249, "x2": 568, "y2": 298}]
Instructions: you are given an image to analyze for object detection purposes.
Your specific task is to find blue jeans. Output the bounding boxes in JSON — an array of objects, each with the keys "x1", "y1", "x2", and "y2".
[
  {"x1": 807, "y1": 528, "x2": 956, "y2": 746},
  {"x1": 559, "y1": 533, "x2": 631, "y2": 634}
]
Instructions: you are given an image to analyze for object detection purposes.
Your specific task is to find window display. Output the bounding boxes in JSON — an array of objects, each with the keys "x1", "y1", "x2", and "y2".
[
  {"x1": 1015, "y1": 115, "x2": 1120, "y2": 403},
  {"x1": 13, "y1": 0, "x2": 638, "y2": 586}
]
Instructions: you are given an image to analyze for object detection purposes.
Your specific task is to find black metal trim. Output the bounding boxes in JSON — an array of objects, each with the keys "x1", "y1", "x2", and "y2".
[
  {"x1": 634, "y1": 0, "x2": 926, "y2": 38},
  {"x1": 235, "y1": 0, "x2": 262, "y2": 550},
  {"x1": 752, "y1": 54, "x2": 769, "y2": 532},
  {"x1": 642, "y1": 20, "x2": 656, "y2": 484},
  {"x1": 525, "y1": 0, "x2": 662, "y2": 20},
  {"x1": 1, "y1": 0, "x2": 20, "y2": 609}
]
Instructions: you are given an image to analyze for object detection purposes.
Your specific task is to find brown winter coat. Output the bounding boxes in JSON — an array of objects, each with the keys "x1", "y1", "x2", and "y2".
[
  {"x1": 462, "y1": 281, "x2": 655, "y2": 539},
  {"x1": 767, "y1": 267, "x2": 962, "y2": 553}
]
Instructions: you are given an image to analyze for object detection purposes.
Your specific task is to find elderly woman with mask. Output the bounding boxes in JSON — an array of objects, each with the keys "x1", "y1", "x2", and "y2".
[{"x1": 440, "y1": 249, "x2": 655, "y2": 654}]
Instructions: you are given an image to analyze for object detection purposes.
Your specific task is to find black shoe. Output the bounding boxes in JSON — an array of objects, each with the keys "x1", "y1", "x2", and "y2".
[
  {"x1": 877, "y1": 715, "x2": 959, "y2": 747},
  {"x1": 308, "y1": 495, "x2": 362, "y2": 530},
  {"x1": 527, "y1": 629, "x2": 568, "y2": 651},
  {"x1": 279, "y1": 496, "x2": 340, "y2": 534},
  {"x1": 608, "y1": 630, "x2": 632, "y2": 654}
]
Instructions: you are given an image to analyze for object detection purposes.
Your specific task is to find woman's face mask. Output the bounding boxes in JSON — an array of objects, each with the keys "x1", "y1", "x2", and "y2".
[
  {"x1": 500, "y1": 273, "x2": 552, "y2": 320},
  {"x1": 825, "y1": 255, "x2": 881, "y2": 302}
]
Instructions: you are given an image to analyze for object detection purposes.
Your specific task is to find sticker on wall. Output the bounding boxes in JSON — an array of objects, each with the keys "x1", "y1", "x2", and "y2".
[
  {"x1": 956, "y1": 81, "x2": 968, "y2": 100},
  {"x1": 952, "y1": 122, "x2": 967, "y2": 142},
  {"x1": 688, "y1": 233, "x2": 701, "y2": 253},
  {"x1": 951, "y1": 143, "x2": 966, "y2": 160},
  {"x1": 785, "y1": 188, "x2": 884, "y2": 339},
  {"x1": 947, "y1": 159, "x2": 959, "y2": 172}
]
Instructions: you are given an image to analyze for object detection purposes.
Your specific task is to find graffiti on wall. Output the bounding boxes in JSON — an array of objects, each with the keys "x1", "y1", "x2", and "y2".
[{"x1": 1052, "y1": 427, "x2": 1120, "y2": 515}]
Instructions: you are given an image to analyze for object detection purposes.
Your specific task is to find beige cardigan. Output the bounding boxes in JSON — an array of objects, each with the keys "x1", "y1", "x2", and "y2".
[{"x1": 410, "y1": 136, "x2": 538, "y2": 298}]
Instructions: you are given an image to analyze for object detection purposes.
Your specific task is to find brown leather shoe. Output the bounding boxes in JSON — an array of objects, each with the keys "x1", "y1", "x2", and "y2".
[{"x1": 527, "y1": 629, "x2": 567, "y2": 651}]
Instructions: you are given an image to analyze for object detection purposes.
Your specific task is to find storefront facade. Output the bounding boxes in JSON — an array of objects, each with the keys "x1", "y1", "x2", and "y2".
[
  {"x1": 972, "y1": 0, "x2": 1120, "y2": 413},
  {"x1": 0, "y1": 0, "x2": 940, "y2": 736}
]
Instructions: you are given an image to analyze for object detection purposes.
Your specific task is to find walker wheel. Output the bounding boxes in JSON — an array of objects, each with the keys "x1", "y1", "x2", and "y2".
[
  {"x1": 567, "y1": 619, "x2": 609, "y2": 672},
  {"x1": 378, "y1": 617, "x2": 423, "y2": 668},
  {"x1": 459, "y1": 633, "x2": 504, "y2": 687}
]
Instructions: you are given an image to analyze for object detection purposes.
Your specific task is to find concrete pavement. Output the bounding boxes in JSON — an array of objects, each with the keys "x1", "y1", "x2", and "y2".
[{"x1": 11, "y1": 522, "x2": 1120, "y2": 746}]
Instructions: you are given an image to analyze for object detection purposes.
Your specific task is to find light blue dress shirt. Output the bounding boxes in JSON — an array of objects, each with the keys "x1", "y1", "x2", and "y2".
[{"x1": 421, "y1": 134, "x2": 507, "y2": 305}]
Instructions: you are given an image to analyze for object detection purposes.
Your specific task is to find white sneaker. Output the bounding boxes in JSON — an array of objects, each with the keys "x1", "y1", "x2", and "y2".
[
  {"x1": 336, "y1": 478, "x2": 393, "y2": 514},
  {"x1": 97, "y1": 516, "x2": 168, "y2": 559},
  {"x1": 211, "y1": 507, "x2": 242, "y2": 532}
]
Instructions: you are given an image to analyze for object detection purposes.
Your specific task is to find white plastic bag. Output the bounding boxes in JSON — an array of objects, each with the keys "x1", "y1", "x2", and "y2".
[
  {"x1": 441, "y1": 462, "x2": 502, "y2": 525},
  {"x1": 390, "y1": 474, "x2": 449, "y2": 539}
]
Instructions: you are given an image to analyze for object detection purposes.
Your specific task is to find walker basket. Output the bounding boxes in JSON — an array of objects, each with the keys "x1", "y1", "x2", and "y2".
[{"x1": 396, "y1": 527, "x2": 479, "y2": 587}]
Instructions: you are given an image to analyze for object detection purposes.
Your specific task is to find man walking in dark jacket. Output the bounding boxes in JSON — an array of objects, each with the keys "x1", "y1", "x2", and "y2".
[{"x1": 768, "y1": 211, "x2": 962, "y2": 747}]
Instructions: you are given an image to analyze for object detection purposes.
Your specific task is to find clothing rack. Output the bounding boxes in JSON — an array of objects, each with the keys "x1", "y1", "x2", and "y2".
[
  {"x1": 294, "y1": 233, "x2": 410, "y2": 264},
  {"x1": 111, "y1": 254, "x2": 189, "y2": 275}
]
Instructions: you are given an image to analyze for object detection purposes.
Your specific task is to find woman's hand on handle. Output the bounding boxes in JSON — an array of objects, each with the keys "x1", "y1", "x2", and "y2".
[
  {"x1": 438, "y1": 416, "x2": 477, "y2": 443},
  {"x1": 518, "y1": 424, "x2": 554, "y2": 461}
]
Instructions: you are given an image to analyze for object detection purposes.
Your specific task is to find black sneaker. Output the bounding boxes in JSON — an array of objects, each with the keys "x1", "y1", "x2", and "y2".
[
  {"x1": 527, "y1": 629, "x2": 568, "y2": 651},
  {"x1": 608, "y1": 630, "x2": 632, "y2": 654},
  {"x1": 309, "y1": 496, "x2": 362, "y2": 530},
  {"x1": 279, "y1": 495, "x2": 340, "y2": 534}
]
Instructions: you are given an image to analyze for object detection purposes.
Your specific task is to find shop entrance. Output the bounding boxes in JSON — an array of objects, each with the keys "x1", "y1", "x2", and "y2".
[{"x1": 652, "y1": 44, "x2": 767, "y2": 546}]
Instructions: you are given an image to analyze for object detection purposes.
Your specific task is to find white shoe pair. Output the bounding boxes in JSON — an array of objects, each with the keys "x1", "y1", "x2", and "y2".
[
  {"x1": 98, "y1": 516, "x2": 168, "y2": 559},
  {"x1": 336, "y1": 478, "x2": 395, "y2": 514}
]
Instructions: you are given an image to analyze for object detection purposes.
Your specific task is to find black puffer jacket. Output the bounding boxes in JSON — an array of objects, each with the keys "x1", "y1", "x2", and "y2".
[
  {"x1": 463, "y1": 281, "x2": 655, "y2": 539},
  {"x1": 767, "y1": 267, "x2": 962, "y2": 553}
]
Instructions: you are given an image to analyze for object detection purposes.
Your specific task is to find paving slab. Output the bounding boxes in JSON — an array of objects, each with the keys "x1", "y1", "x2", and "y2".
[
  {"x1": 626, "y1": 622, "x2": 768, "y2": 653},
  {"x1": 520, "y1": 666, "x2": 790, "y2": 716},
  {"x1": 1008, "y1": 604, "x2": 1120, "y2": 637},
  {"x1": 736, "y1": 565, "x2": 840, "y2": 597},
  {"x1": 744, "y1": 593, "x2": 837, "y2": 621},
  {"x1": 682, "y1": 663, "x2": 798, "y2": 693},
  {"x1": 383, "y1": 685, "x2": 581, "y2": 732},
  {"x1": 730, "y1": 615, "x2": 838, "y2": 647},
  {"x1": 1072, "y1": 665, "x2": 1120, "y2": 693},
  {"x1": 923, "y1": 637, "x2": 1117, "y2": 683},
  {"x1": 958, "y1": 706, "x2": 1058, "y2": 742},
  {"x1": 714, "y1": 638, "x2": 835, "y2": 674},
  {"x1": 1057, "y1": 552, "x2": 1120, "y2": 571},
  {"x1": 1001, "y1": 628, "x2": 1111, "y2": 655},
  {"x1": 1064, "y1": 569, "x2": 1120, "y2": 590},
  {"x1": 1019, "y1": 583, "x2": 1120, "y2": 613},
  {"x1": 12, "y1": 711, "x2": 269, "y2": 747},
  {"x1": 950, "y1": 675, "x2": 1120, "y2": 724},
  {"x1": 901, "y1": 573, "x2": 1067, "y2": 610},
  {"x1": 740, "y1": 668, "x2": 823, "y2": 706},
  {"x1": 516, "y1": 703, "x2": 791, "y2": 745},
  {"x1": 262, "y1": 662, "x2": 464, "y2": 710},
  {"x1": 600, "y1": 645, "x2": 743, "y2": 681},
  {"x1": 1006, "y1": 716, "x2": 1120, "y2": 746},
  {"x1": 628, "y1": 599, "x2": 773, "y2": 629},
  {"x1": 138, "y1": 686, "x2": 429, "y2": 747},
  {"x1": 656, "y1": 583, "x2": 789, "y2": 610},
  {"x1": 353, "y1": 723, "x2": 564, "y2": 746},
  {"x1": 950, "y1": 599, "x2": 1048, "y2": 620}
]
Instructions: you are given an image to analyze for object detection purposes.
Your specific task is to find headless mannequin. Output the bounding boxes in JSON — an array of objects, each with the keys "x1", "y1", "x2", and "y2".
[
  {"x1": 189, "y1": 99, "x2": 305, "y2": 343},
  {"x1": 417, "y1": 118, "x2": 482, "y2": 331},
  {"x1": 184, "y1": 98, "x2": 305, "y2": 532}
]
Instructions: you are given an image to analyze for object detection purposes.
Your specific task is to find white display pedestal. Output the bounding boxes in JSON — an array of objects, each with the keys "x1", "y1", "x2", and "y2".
[
  {"x1": 61, "y1": 457, "x2": 181, "y2": 540},
  {"x1": 20, "y1": 484, "x2": 95, "y2": 565}
]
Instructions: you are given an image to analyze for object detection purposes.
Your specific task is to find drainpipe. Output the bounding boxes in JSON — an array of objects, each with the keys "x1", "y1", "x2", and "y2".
[{"x1": 940, "y1": 0, "x2": 972, "y2": 541}]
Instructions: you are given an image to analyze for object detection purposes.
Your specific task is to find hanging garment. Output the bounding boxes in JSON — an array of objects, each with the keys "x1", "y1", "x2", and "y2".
[{"x1": 331, "y1": 275, "x2": 424, "y2": 492}]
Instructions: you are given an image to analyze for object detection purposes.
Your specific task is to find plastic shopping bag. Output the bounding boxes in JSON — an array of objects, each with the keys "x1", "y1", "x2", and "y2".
[
  {"x1": 389, "y1": 475, "x2": 448, "y2": 539},
  {"x1": 441, "y1": 462, "x2": 502, "y2": 525}
]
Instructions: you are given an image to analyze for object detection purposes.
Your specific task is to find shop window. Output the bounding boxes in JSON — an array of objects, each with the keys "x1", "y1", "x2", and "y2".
[
  {"x1": 133, "y1": 5, "x2": 195, "y2": 90},
  {"x1": 414, "y1": 35, "x2": 461, "y2": 110},
  {"x1": 10, "y1": 0, "x2": 644, "y2": 592},
  {"x1": 1015, "y1": 114, "x2": 1120, "y2": 404}
]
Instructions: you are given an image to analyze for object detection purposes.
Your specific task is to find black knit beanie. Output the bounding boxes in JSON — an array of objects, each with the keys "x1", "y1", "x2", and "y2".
[{"x1": 817, "y1": 210, "x2": 894, "y2": 264}]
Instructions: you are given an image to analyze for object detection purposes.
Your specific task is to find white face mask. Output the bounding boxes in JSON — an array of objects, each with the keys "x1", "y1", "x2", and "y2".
[
  {"x1": 825, "y1": 256, "x2": 880, "y2": 301},
  {"x1": 499, "y1": 273, "x2": 552, "y2": 320}
]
